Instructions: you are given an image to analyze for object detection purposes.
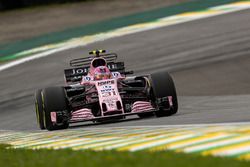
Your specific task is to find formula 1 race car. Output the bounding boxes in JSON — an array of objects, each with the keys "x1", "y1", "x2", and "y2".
[{"x1": 35, "y1": 50, "x2": 178, "y2": 130}]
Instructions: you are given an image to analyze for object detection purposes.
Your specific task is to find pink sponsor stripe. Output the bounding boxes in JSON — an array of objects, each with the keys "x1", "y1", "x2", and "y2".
[
  {"x1": 132, "y1": 103, "x2": 153, "y2": 109},
  {"x1": 133, "y1": 101, "x2": 150, "y2": 103},
  {"x1": 72, "y1": 114, "x2": 94, "y2": 117},
  {"x1": 132, "y1": 106, "x2": 154, "y2": 110},
  {"x1": 72, "y1": 113, "x2": 92, "y2": 115},
  {"x1": 132, "y1": 104, "x2": 151, "y2": 109},
  {"x1": 133, "y1": 103, "x2": 153, "y2": 108},
  {"x1": 168, "y1": 96, "x2": 173, "y2": 107},
  {"x1": 133, "y1": 101, "x2": 151, "y2": 105},
  {"x1": 70, "y1": 117, "x2": 93, "y2": 121},
  {"x1": 132, "y1": 101, "x2": 153, "y2": 109},
  {"x1": 71, "y1": 115, "x2": 93, "y2": 118},
  {"x1": 72, "y1": 115, "x2": 93, "y2": 118},
  {"x1": 72, "y1": 109, "x2": 91, "y2": 114},
  {"x1": 50, "y1": 112, "x2": 57, "y2": 123},
  {"x1": 132, "y1": 107, "x2": 154, "y2": 113},
  {"x1": 133, "y1": 108, "x2": 154, "y2": 112},
  {"x1": 72, "y1": 112, "x2": 91, "y2": 115}
]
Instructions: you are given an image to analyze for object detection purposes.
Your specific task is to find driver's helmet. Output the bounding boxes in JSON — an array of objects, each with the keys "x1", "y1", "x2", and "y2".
[
  {"x1": 92, "y1": 58, "x2": 106, "y2": 68},
  {"x1": 93, "y1": 66, "x2": 111, "y2": 80}
]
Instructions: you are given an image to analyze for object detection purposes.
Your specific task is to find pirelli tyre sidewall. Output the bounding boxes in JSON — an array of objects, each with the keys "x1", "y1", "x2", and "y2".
[
  {"x1": 42, "y1": 87, "x2": 69, "y2": 131},
  {"x1": 35, "y1": 89, "x2": 45, "y2": 130},
  {"x1": 150, "y1": 71, "x2": 178, "y2": 117}
]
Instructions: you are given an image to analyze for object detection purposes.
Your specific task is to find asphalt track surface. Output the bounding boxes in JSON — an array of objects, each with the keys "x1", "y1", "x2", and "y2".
[{"x1": 1, "y1": 9, "x2": 250, "y2": 131}]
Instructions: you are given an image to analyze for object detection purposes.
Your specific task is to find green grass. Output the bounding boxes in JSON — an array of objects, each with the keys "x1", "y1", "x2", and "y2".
[{"x1": 0, "y1": 145, "x2": 249, "y2": 167}]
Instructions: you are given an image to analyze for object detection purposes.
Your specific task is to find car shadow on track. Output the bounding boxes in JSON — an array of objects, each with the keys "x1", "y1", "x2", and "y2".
[{"x1": 69, "y1": 116, "x2": 155, "y2": 129}]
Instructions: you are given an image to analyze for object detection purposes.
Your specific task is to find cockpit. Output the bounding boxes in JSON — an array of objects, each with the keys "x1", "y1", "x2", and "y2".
[{"x1": 91, "y1": 58, "x2": 107, "y2": 68}]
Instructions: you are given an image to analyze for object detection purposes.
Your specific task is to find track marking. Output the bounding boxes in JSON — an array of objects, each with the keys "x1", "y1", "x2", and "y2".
[
  {"x1": 183, "y1": 135, "x2": 250, "y2": 153},
  {"x1": 125, "y1": 134, "x2": 197, "y2": 152},
  {"x1": 202, "y1": 141, "x2": 250, "y2": 156},
  {"x1": 150, "y1": 133, "x2": 237, "y2": 151},
  {"x1": 2, "y1": 123, "x2": 250, "y2": 160}
]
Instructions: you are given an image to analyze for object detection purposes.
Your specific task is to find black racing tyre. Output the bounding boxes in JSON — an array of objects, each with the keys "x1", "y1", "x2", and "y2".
[
  {"x1": 150, "y1": 71, "x2": 178, "y2": 117},
  {"x1": 35, "y1": 89, "x2": 45, "y2": 130},
  {"x1": 43, "y1": 87, "x2": 69, "y2": 131}
]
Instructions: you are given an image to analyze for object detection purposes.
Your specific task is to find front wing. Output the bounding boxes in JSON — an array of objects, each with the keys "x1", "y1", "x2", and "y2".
[{"x1": 69, "y1": 109, "x2": 157, "y2": 124}]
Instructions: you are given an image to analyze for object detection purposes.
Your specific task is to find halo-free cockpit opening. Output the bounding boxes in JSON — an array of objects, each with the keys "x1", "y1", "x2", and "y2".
[{"x1": 92, "y1": 58, "x2": 107, "y2": 68}]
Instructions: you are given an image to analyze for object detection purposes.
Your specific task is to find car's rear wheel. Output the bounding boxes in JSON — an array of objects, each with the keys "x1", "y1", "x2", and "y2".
[
  {"x1": 42, "y1": 87, "x2": 69, "y2": 131},
  {"x1": 150, "y1": 71, "x2": 178, "y2": 117},
  {"x1": 35, "y1": 89, "x2": 45, "y2": 130}
]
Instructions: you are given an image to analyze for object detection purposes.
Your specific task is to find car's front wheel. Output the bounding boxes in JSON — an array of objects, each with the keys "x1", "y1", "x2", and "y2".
[
  {"x1": 42, "y1": 87, "x2": 69, "y2": 131},
  {"x1": 150, "y1": 71, "x2": 178, "y2": 117},
  {"x1": 35, "y1": 89, "x2": 45, "y2": 130}
]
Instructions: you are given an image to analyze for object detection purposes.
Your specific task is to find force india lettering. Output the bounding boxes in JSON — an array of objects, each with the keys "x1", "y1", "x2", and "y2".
[
  {"x1": 100, "y1": 83, "x2": 117, "y2": 97},
  {"x1": 97, "y1": 80, "x2": 115, "y2": 86},
  {"x1": 101, "y1": 85, "x2": 114, "y2": 93}
]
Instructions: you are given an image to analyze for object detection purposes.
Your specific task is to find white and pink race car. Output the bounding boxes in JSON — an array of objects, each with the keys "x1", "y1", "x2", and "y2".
[{"x1": 35, "y1": 50, "x2": 178, "y2": 130}]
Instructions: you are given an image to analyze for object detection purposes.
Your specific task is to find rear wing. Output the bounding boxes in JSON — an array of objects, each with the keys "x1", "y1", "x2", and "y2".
[
  {"x1": 70, "y1": 53, "x2": 117, "y2": 67},
  {"x1": 64, "y1": 62, "x2": 129, "y2": 83}
]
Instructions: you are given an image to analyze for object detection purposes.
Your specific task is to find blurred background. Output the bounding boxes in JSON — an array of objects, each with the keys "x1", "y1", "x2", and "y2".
[
  {"x1": 0, "y1": 0, "x2": 85, "y2": 10},
  {"x1": 0, "y1": 0, "x2": 188, "y2": 45},
  {"x1": 1, "y1": 1, "x2": 250, "y2": 162}
]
